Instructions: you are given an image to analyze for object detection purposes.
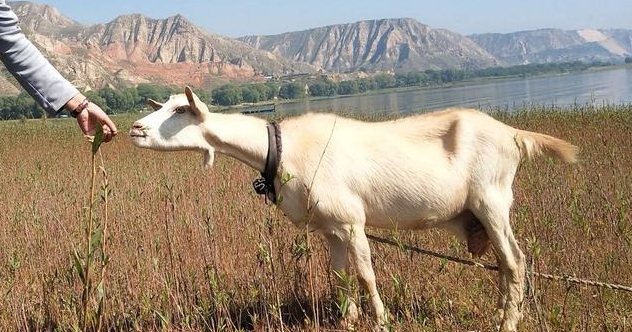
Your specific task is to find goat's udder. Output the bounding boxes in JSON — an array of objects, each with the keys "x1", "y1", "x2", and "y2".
[{"x1": 466, "y1": 217, "x2": 490, "y2": 257}]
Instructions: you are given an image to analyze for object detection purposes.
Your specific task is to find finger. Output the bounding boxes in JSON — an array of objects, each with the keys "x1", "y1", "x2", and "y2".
[
  {"x1": 102, "y1": 124, "x2": 113, "y2": 142},
  {"x1": 101, "y1": 116, "x2": 118, "y2": 133}
]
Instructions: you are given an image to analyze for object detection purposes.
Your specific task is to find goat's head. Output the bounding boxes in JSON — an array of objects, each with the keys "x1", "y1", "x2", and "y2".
[{"x1": 129, "y1": 86, "x2": 215, "y2": 167}]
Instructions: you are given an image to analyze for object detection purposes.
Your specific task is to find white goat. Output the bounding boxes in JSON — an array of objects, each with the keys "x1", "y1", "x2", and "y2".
[{"x1": 129, "y1": 86, "x2": 578, "y2": 331}]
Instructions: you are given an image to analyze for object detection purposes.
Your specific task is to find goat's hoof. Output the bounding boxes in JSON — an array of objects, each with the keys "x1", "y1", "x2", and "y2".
[
  {"x1": 336, "y1": 318, "x2": 356, "y2": 331},
  {"x1": 497, "y1": 316, "x2": 519, "y2": 332},
  {"x1": 337, "y1": 309, "x2": 360, "y2": 331},
  {"x1": 498, "y1": 324, "x2": 518, "y2": 332},
  {"x1": 373, "y1": 323, "x2": 389, "y2": 332},
  {"x1": 494, "y1": 309, "x2": 505, "y2": 322},
  {"x1": 372, "y1": 312, "x2": 390, "y2": 332}
]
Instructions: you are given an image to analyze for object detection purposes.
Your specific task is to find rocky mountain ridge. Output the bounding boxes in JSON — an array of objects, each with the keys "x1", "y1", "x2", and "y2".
[
  {"x1": 469, "y1": 28, "x2": 632, "y2": 65},
  {"x1": 238, "y1": 18, "x2": 499, "y2": 73}
]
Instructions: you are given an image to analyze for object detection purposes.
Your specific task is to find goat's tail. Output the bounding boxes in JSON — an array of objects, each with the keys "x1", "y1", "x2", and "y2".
[{"x1": 514, "y1": 130, "x2": 579, "y2": 163}]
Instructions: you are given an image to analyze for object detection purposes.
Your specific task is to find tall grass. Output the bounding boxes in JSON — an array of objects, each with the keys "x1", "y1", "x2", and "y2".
[{"x1": 0, "y1": 103, "x2": 630, "y2": 331}]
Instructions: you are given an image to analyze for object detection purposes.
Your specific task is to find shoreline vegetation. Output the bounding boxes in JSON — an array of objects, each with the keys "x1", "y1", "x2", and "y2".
[
  {"x1": 189, "y1": 62, "x2": 632, "y2": 114},
  {"x1": 0, "y1": 104, "x2": 630, "y2": 331}
]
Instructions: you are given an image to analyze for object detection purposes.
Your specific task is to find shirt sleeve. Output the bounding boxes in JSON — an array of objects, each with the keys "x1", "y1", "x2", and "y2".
[{"x1": 0, "y1": 1, "x2": 78, "y2": 115}]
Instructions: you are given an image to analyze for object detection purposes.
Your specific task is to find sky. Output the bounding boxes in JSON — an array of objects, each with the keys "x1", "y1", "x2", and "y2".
[{"x1": 24, "y1": 0, "x2": 632, "y2": 38}]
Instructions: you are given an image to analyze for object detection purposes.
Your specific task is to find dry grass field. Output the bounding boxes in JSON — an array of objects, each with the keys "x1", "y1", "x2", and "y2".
[{"x1": 0, "y1": 103, "x2": 630, "y2": 331}]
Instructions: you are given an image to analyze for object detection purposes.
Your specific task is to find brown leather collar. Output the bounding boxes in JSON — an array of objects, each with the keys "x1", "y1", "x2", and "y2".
[{"x1": 253, "y1": 121, "x2": 282, "y2": 204}]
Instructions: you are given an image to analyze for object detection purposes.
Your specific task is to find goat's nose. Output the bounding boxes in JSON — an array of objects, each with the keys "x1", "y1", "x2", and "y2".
[{"x1": 132, "y1": 121, "x2": 143, "y2": 129}]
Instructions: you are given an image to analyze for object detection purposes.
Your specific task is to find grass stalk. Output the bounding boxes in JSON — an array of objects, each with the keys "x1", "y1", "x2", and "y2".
[
  {"x1": 74, "y1": 128, "x2": 109, "y2": 331},
  {"x1": 96, "y1": 150, "x2": 110, "y2": 332},
  {"x1": 79, "y1": 139, "x2": 98, "y2": 330}
]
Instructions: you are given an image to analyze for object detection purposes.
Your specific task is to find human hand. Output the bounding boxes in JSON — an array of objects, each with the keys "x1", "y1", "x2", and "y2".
[{"x1": 75, "y1": 102, "x2": 118, "y2": 142}]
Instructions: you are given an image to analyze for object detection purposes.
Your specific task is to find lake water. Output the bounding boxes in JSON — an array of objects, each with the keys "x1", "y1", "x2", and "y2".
[{"x1": 274, "y1": 67, "x2": 632, "y2": 115}]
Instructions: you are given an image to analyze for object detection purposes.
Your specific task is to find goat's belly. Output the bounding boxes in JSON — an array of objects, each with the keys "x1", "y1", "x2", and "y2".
[
  {"x1": 363, "y1": 194, "x2": 465, "y2": 230},
  {"x1": 366, "y1": 214, "x2": 453, "y2": 230}
]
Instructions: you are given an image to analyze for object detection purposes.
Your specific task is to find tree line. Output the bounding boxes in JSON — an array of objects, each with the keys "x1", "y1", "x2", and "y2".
[
  {"x1": 0, "y1": 61, "x2": 614, "y2": 120},
  {"x1": 211, "y1": 60, "x2": 611, "y2": 105}
]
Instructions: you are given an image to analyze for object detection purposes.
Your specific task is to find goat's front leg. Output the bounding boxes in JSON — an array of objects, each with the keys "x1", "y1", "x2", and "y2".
[
  {"x1": 349, "y1": 228, "x2": 387, "y2": 330},
  {"x1": 324, "y1": 232, "x2": 360, "y2": 327}
]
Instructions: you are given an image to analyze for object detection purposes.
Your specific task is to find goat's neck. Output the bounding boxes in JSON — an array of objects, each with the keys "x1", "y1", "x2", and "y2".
[{"x1": 203, "y1": 113, "x2": 270, "y2": 173}]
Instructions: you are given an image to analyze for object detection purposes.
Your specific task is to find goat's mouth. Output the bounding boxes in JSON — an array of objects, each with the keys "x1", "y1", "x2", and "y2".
[{"x1": 129, "y1": 128, "x2": 147, "y2": 138}]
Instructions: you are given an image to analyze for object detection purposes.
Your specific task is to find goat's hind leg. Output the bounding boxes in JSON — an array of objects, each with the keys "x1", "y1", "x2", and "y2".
[
  {"x1": 493, "y1": 244, "x2": 524, "y2": 332},
  {"x1": 472, "y1": 192, "x2": 525, "y2": 332}
]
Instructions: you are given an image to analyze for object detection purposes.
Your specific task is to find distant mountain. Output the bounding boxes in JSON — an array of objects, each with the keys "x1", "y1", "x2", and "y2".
[
  {"x1": 239, "y1": 18, "x2": 499, "y2": 73},
  {"x1": 0, "y1": 1, "x2": 630, "y2": 96},
  {"x1": 469, "y1": 29, "x2": 632, "y2": 65}
]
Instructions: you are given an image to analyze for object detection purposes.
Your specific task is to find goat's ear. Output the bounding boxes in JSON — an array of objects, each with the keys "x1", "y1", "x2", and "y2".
[
  {"x1": 184, "y1": 86, "x2": 209, "y2": 116},
  {"x1": 147, "y1": 99, "x2": 163, "y2": 111}
]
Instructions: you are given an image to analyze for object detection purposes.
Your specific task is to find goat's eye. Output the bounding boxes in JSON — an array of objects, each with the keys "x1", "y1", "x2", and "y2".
[{"x1": 174, "y1": 106, "x2": 186, "y2": 114}]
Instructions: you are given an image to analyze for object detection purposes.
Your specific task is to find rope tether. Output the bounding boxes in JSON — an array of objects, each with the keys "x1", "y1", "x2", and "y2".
[{"x1": 366, "y1": 233, "x2": 632, "y2": 293}]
